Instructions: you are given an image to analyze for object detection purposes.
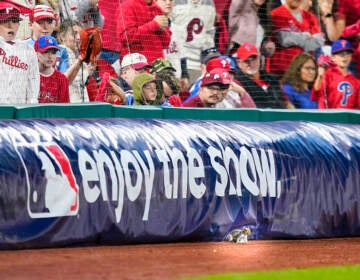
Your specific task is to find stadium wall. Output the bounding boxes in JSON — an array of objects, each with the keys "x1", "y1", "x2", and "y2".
[{"x1": 0, "y1": 105, "x2": 359, "y2": 249}]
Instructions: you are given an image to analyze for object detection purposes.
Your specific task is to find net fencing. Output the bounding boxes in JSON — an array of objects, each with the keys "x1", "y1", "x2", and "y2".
[{"x1": 2, "y1": 0, "x2": 357, "y2": 109}]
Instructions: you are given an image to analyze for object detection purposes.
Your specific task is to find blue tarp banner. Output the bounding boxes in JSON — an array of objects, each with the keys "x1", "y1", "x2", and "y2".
[{"x1": 0, "y1": 118, "x2": 360, "y2": 249}]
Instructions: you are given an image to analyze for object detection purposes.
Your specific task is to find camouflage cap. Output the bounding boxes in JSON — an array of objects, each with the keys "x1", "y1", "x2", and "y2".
[{"x1": 150, "y1": 58, "x2": 176, "y2": 74}]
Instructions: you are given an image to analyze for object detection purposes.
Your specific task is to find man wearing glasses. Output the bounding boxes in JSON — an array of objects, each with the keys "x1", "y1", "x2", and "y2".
[{"x1": 183, "y1": 69, "x2": 230, "y2": 107}]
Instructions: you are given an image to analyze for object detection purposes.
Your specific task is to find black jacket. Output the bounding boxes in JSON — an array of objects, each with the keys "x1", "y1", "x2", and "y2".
[{"x1": 233, "y1": 70, "x2": 286, "y2": 109}]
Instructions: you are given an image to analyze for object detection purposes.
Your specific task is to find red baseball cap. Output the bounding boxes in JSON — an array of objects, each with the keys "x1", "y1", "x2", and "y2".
[
  {"x1": 206, "y1": 57, "x2": 232, "y2": 73},
  {"x1": 236, "y1": 43, "x2": 259, "y2": 60},
  {"x1": 0, "y1": 2, "x2": 22, "y2": 22},
  {"x1": 201, "y1": 69, "x2": 231, "y2": 87},
  {"x1": 30, "y1": 5, "x2": 55, "y2": 22}
]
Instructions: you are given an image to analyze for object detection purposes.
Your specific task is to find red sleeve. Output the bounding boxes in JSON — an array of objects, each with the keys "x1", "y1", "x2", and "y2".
[
  {"x1": 59, "y1": 74, "x2": 70, "y2": 103},
  {"x1": 95, "y1": 72, "x2": 111, "y2": 102},
  {"x1": 356, "y1": 81, "x2": 360, "y2": 109},
  {"x1": 160, "y1": 28, "x2": 172, "y2": 49},
  {"x1": 310, "y1": 70, "x2": 332, "y2": 108},
  {"x1": 168, "y1": 95, "x2": 183, "y2": 107},
  {"x1": 240, "y1": 91, "x2": 257, "y2": 108},
  {"x1": 306, "y1": 12, "x2": 321, "y2": 34},
  {"x1": 116, "y1": 3, "x2": 162, "y2": 45},
  {"x1": 271, "y1": 6, "x2": 292, "y2": 32},
  {"x1": 310, "y1": 88, "x2": 321, "y2": 102},
  {"x1": 215, "y1": 15, "x2": 229, "y2": 54}
]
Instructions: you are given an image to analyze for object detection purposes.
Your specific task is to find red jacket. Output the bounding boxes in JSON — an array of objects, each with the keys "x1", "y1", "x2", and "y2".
[
  {"x1": 270, "y1": 5, "x2": 320, "y2": 76},
  {"x1": 116, "y1": 0, "x2": 171, "y2": 63},
  {"x1": 99, "y1": 0, "x2": 123, "y2": 52},
  {"x1": 86, "y1": 59, "x2": 118, "y2": 102},
  {"x1": 311, "y1": 67, "x2": 360, "y2": 109}
]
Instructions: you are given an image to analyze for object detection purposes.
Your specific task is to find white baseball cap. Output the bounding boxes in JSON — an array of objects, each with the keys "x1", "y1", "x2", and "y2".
[{"x1": 121, "y1": 53, "x2": 150, "y2": 70}]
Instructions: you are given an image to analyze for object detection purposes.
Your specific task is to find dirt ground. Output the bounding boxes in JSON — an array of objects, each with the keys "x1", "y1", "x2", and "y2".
[{"x1": 0, "y1": 238, "x2": 360, "y2": 280}]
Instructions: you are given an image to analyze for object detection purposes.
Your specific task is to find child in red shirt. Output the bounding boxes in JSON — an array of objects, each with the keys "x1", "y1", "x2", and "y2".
[
  {"x1": 311, "y1": 39, "x2": 360, "y2": 109},
  {"x1": 35, "y1": 35, "x2": 70, "y2": 103}
]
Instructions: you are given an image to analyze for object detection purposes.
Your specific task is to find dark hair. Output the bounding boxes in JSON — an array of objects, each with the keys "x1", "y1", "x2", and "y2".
[
  {"x1": 281, "y1": 52, "x2": 317, "y2": 93},
  {"x1": 156, "y1": 70, "x2": 181, "y2": 95}
]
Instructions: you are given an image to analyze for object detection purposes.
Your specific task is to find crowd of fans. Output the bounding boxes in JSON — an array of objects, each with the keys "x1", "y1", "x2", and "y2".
[{"x1": 0, "y1": 0, "x2": 359, "y2": 109}]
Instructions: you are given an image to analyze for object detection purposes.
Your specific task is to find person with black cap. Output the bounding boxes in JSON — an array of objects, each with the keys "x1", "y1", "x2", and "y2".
[
  {"x1": 0, "y1": 1, "x2": 39, "y2": 103},
  {"x1": 187, "y1": 47, "x2": 221, "y2": 98}
]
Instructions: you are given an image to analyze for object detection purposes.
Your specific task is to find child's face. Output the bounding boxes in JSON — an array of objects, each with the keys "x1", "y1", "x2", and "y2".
[
  {"x1": 60, "y1": 25, "x2": 81, "y2": 52},
  {"x1": 29, "y1": 18, "x2": 55, "y2": 40},
  {"x1": 0, "y1": 19, "x2": 20, "y2": 41},
  {"x1": 331, "y1": 51, "x2": 353, "y2": 70},
  {"x1": 162, "y1": 81, "x2": 173, "y2": 97},
  {"x1": 142, "y1": 81, "x2": 157, "y2": 101},
  {"x1": 37, "y1": 48, "x2": 57, "y2": 68},
  {"x1": 121, "y1": 66, "x2": 141, "y2": 86},
  {"x1": 155, "y1": 0, "x2": 174, "y2": 15}
]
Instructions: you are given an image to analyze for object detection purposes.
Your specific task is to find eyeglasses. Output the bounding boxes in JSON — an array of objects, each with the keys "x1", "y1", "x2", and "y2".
[
  {"x1": 302, "y1": 66, "x2": 316, "y2": 71},
  {"x1": 206, "y1": 85, "x2": 229, "y2": 92}
]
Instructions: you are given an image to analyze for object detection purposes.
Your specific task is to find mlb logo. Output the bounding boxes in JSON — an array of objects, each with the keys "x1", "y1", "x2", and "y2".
[{"x1": 15, "y1": 143, "x2": 79, "y2": 218}]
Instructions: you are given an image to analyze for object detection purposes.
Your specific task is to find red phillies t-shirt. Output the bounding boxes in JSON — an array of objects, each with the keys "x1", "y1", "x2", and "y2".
[{"x1": 39, "y1": 70, "x2": 70, "y2": 103}]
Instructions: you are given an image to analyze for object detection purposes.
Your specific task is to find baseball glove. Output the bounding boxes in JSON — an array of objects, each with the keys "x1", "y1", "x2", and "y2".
[
  {"x1": 79, "y1": 27, "x2": 102, "y2": 64},
  {"x1": 317, "y1": 54, "x2": 337, "y2": 69}
]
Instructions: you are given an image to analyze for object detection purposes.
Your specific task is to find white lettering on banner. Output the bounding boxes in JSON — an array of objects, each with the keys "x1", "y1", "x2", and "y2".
[
  {"x1": 78, "y1": 146, "x2": 281, "y2": 223},
  {"x1": 188, "y1": 148, "x2": 206, "y2": 199}
]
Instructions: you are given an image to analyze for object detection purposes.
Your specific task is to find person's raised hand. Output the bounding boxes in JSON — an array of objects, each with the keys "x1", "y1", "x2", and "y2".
[{"x1": 154, "y1": 15, "x2": 169, "y2": 30}]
